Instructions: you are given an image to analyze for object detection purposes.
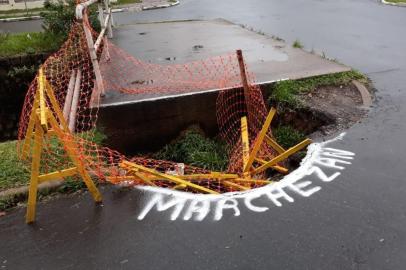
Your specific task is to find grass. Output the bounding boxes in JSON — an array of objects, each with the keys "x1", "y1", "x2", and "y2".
[
  {"x1": 0, "y1": 128, "x2": 107, "y2": 210},
  {"x1": 0, "y1": 141, "x2": 30, "y2": 191},
  {"x1": 112, "y1": 0, "x2": 142, "y2": 6},
  {"x1": 385, "y1": 0, "x2": 406, "y2": 3},
  {"x1": 273, "y1": 126, "x2": 306, "y2": 149},
  {"x1": 0, "y1": 7, "x2": 46, "y2": 19},
  {"x1": 0, "y1": 7, "x2": 45, "y2": 15},
  {"x1": 0, "y1": 128, "x2": 106, "y2": 191},
  {"x1": 154, "y1": 127, "x2": 229, "y2": 172},
  {"x1": 0, "y1": 32, "x2": 64, "y2": 58},
  {"x1": 268, "y1": 70, "x2": 367, "y2": 108},
  {"x1": 292, "y1": 39, "x2": 303, "y2": 49}
]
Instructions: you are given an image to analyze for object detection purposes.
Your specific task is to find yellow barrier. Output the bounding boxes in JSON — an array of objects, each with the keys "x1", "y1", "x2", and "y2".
[{"x1": 22, "y1": 68, "x2": 102, "y2": 224}]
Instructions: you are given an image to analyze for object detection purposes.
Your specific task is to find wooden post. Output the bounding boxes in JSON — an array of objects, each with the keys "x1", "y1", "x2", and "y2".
[
  {"x1": 63, "y1": 70, "x2": 76, "y2": 122},
  {"x1": 243, "y1": 107, "x2": 276, "y2": 172},
  {"x1": 94, "y1": 12, "x2": 111, "y2": 51},
  {"x1": 97, "y1": 3, "x2": 104, "y2": 27},
  {"x1": 25, "y1": 114, "x2": 44, "y2": 223},
  {"x1": 82, "y1": 13, "x2": 105, "y2": 97},
  {"x1": 236, "y1": 50, "x2": 252, "y2": 119},
  {"x1": 241, "y1": 116, "x2": 250, "y2": 173},
  {"x1": 104, "y1": 0, "x2": 113, "y2": 38},
  {"x1": 25, "y1": 68, "x2": 102, "y2": 223},
  {"x1": 69, "y1": 69, "x2": 81, "y2": 133}
]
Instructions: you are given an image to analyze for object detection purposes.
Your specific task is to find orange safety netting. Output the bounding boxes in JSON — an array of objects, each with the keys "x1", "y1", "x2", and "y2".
[{"x1": 18, "y1": 13, "x2": 277, "y2": 194}]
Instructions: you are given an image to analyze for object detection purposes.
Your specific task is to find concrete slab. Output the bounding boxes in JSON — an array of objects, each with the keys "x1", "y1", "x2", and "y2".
[{"x1": 99, "y1": 19, "x2": 350, "y2": 106}]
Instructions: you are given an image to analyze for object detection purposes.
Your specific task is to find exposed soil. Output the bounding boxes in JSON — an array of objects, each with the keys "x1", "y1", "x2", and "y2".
[
  {"x1": 270, "y1": 81, "x2": 371, "y2": 174},
  {"x1": 273, "y1": 82, "x2": 369, "y2": 138},
  {"x1": 300, "y1": 82, "x2": 368, "y2": 137}
]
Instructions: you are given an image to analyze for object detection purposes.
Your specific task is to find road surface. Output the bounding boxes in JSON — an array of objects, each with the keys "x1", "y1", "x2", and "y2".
[{"x1": 1, "y1": 0, "x2": 406, "y2": 269}]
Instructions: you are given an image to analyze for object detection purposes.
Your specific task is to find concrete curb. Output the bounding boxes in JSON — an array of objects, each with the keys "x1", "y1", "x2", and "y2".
[
  {"x1": 381, "y1": 0, "x2": 406, "y2": 7},
  {"x1": 352, "y1": 80, "x2": 373, "y2": 108},
  {"x1": 0, "y1": 1, "x2": 180, "y2": 22},
  {"x1": 0, "y1": 15, "x2": 41, "y2": 23},
  {"x1": 142, "y1": 0, "x2": 179, "y2": 10},
  {"x1": 0, "y1": 180, "x2": 64, "y2": 202}
]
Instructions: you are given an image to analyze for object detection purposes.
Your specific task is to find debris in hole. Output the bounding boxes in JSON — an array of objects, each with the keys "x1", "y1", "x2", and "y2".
[
  {"x1": 193, "y1": 45, "x2": 204, "y2": 51},
  {"x1": 130, "y1": 79, "x2": 154, "y2": 85}
]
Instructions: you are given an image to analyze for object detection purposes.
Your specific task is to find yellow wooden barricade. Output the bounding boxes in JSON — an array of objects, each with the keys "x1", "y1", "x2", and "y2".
[{"x1": 21, "y1": 68, "x2": 102, "y2": 224}]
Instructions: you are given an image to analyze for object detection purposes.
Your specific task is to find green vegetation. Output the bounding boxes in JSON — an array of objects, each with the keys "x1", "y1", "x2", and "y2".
[
  {"x1": 0, "y1": 7, "x2": 45, "y2": 15},
  {"x1": 0, "y1": 0, "x2": 101, "y2": 58},
  {"x1": 0, "y1": 128, "x2": 107, "y2": 210},
  {"x1": 0, "y1": 7, "x2": 46, "y2": 19},
  {"x1": 112, "y1": 0, "x2": 142, "y2": 6},
  {"x1": 0, "y1": 140, "x2": 30, "y2": 190},
  {"x1": 273, "y1": 126, "x2": 306, "y2": 149},
  {"x1": 292, "y1": 39, "x2": 303, "y2": 49},
  {"x1": 41, "y1": 0, "x2": 100, "y2": 38},
  {"x1": 268, "y1": 70, "x2": 367, "y2": 108},
  {"x1": 385, "y1": 0, "x2": 406, "y2": 3},
  {"x1": 154, "y1": 127, "x2": 229, "y2": 171},
  {"x1": 0, "y1": 32, "x2": 64, "y2": 57},
  {"x1": 0, "y1": 128, "x2": 106, "y2": 191}
]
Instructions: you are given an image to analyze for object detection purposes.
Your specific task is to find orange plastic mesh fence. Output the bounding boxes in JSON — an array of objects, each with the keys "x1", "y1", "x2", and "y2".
[{"x1": 18, "y1": 14, "x2": 276, "y2": 194}]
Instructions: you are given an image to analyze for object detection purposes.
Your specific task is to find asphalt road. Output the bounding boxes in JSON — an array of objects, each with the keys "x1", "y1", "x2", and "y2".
[{"x1": 1, "y1": 0, "x2": 406, "y2": 269}]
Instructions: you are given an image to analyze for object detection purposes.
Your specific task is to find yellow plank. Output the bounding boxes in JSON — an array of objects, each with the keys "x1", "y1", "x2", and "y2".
[
  {"x1": 173, "y1": 184, "x2": 187, "y2": 190},
  {"x1": 21, "y1": 91, "x2": 40, "y2": 160},
  {"x1": 26, "y1": 120, "x2": 44, "y2": 224},
  {"x1": 38, "y1": 167, "x2": 77, "y2": 184},
  {"x1": 38, "y1": 68, "x2": 48, "y2": 131},
  {"x1": 241, "y1": 116, "x2": 250, "y2": 172},
  {"x1": 106, "y1": 176, "x2": 137, "y2": 183},
  {"x1": 232, "y1": 178, "x2": 272, "y2": 185},
  {"x1": 44, "y1": 80, "x2": 70, "y2": 132},
  {"x1": 243, "y1": 107, "x2": 276, "y2": 172},
  {"x1": 178, "y1": 173, "x2": 239, "y2": 180},
  {"x1": 223, "y1": 180, "x2": 250, "y2": 191},
  {"x1": 121, "y1": 161, "x2": 219, "y2": 194},
  {"x1": 47, "y1": 112, "x2": 102, "y2": 202},
  {"x1": 133, "y1": 172, "x2": 157, "y2": 187},
  {"x1": 253, "y1": 139, "x2": 312, "y2": 175},
  {"x1": 254, "y1": 157, "x2": 289, "y2": 174},
  {"x1": 265, "y1": 135, "x2": 285, "y2": 154}
]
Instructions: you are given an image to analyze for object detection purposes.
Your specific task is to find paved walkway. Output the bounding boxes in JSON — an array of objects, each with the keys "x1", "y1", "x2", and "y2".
[{"x1": 99, "y1": 19, "x2": 349, "y2": 106}]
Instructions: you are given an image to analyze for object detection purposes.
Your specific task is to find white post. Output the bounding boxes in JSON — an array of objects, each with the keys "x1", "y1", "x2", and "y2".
[
  {"x1": 104, "y1": 0, "x2": 113, "y2": 38},
  {"x1": 63, "y1": 70, "x2": 76, "y2": 122},
  {"x1": 69, "y1": 70, "x2": 82, "y2": 133},
  {"x1": 82, "y1": 16, "x2": 105, "y2": 97},
  {"x1": 98, "y1": 3, "x2": 104, "y2": 28},
  {"x1": 76, "y1": 0, "x2": 109, "y2": 100}
]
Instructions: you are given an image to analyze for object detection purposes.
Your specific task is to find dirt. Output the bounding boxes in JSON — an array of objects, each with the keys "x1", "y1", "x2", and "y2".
[
  {"x1": 300, "y1": 82, "x2": 368, "y2": 137},
  {"x1": 272, "y1": 81, "x2": 369, "y2": 139}
]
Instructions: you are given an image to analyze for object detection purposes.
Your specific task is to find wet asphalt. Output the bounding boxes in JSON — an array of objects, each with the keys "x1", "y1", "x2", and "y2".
[{"x1": 1, "y1": 0, "x2": 406, "y2": 269}]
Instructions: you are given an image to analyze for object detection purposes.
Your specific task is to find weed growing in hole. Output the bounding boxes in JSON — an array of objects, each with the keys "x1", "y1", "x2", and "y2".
[
  {"x1": 273, "y1": 126, "x2": 306, "y2": 149},
  {"x1": 293, "y1": 39, "x2": 303, "y2": 49},
  {"x1": 154, "y1": 127, "x2": 229, "y2": 172}
]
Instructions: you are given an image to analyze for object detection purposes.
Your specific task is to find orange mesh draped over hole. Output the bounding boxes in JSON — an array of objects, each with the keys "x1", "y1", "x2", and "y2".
[{"x1": 18, "y1": 15, "x2": 278, "y2": 194}]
